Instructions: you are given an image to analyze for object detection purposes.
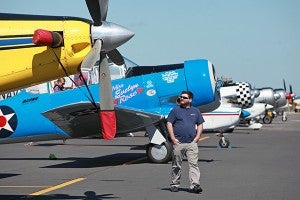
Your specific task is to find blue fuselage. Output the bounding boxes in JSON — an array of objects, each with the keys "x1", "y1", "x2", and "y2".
[{"x1": 0, "y1": 59, "x2": 217, "y2": 143}]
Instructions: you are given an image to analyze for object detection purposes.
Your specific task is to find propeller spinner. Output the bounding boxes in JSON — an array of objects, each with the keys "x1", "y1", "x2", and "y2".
[{"x1": 83, "y1": 0, "x2": 134, "y2": 139}]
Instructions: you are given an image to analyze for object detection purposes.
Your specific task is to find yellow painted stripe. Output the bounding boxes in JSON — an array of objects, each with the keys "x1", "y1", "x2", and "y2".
[
  {"x1": 28, "y1": 178, "x2": 86, "y2": 196},
  {"x1": 123, "y1": 156, "x2": 147, "y2": 165},
  {"x1": 199, "y1": 136, "x2": 210, "y2": 141},
  {"x1": 0, "y1": 186, "x2": 48, "y2": 188}
]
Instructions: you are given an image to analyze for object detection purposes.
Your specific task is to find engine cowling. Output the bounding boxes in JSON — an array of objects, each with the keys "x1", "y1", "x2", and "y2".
[
  {"x1": 274, "y1": 89, "x2": 288, "y2": 108},
  {"x1": 255, "y1": 87, "x2": 276, "y2": 106},
  {"x1": 221, "y1": 82, "x2": 253, "y2": 109}
]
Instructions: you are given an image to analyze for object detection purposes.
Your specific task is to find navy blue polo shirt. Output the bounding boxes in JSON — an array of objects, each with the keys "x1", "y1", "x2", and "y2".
[{"x1": 167, "y1": 105, "x2": 205, "y2": 143}]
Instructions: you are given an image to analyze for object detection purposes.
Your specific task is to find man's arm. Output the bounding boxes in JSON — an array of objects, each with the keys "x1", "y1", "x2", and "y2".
[
  {"x1": 166, "y1": 121, "x2": 180, "y2": 145},
  {"x1": 193, "y1": 123, "x2": 203, "y2": 143}
]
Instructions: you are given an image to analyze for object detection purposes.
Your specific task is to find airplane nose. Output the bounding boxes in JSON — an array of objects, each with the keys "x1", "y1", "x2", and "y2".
[{"x1": 91, "y1": 21, "x2": 135, "y2": 52}]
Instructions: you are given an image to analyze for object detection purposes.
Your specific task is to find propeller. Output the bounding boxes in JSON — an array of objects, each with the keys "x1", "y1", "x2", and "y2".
[
  {"x1": 289, "y1": 84, "x2": 293, "y2": 94},
  {"x1": 283, "y1": 79, "x2": 294, "y2": 102},
  {"x1": 83, "y1": 0, "x2": 134, "y2": 139},
  {"x1": 283, "y1": 79, "x2": 287, "y2": 92}
]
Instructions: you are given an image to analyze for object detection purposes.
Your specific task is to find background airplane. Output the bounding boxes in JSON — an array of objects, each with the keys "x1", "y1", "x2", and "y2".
[
  {"x1": 201, "y1": 80, "x2": 255, "y2": 148},
  {"x1": 202, "y1": 106, "x2": 241, "y2": 148},
  {"x1": 254, "y1": 87, "x2": 289, "y2": 124},
  {"x1": 238, "y1": 78, "x2": 298, "y2": 127},
  {"x1": 0, "y1": 58, "x2": 219, "y2": 163}
]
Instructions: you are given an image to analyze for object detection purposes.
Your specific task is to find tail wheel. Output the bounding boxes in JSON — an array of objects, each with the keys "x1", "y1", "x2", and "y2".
[{"x1": 147, "y1": 141, "x2": 172, "y2": 164}]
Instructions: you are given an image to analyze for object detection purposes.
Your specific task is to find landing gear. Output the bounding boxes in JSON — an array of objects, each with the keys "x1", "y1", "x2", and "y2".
[
  {"x1": 282, "y1": 111, "x2": 287, "y2": 121},
  {"x1": 262, "y1": 110, "x2": 276, "y2": 124},
  {"x1": 147, "y1": 141, "x2": 172, "y2": 163},
  {"x1": 216, "y1": 132, "x2": 230, "y2": 148},
  {"x1": 144, "y1": 120, "x2": 172, "y2": 164},
  {"x1": 282, "y1": 115, "x2": 287, "y2": 121},
  {"x1": 262, "y1": 115, "x2": 272, "y2": 124},
  {"x1": 219, "y1": 137, "x2": 230, "y2": 148}
]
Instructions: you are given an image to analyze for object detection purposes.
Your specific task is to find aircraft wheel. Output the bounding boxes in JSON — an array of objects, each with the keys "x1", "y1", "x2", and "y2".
[
  {"x1": 218, "y1": 138, "x2": 230, "y2": 148},
  {"x1": 263, "y1": 116, "x2": 272, "y2": 124},
  {"x1": 147, "y1": 141, "x2": 172, "y2": 164},
  {"x1": 282, "y1": 116, "x2": 287, "y2": 121}
]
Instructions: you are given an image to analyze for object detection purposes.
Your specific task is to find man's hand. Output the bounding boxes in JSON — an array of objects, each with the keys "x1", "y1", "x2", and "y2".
[{"x1": 172, "y1": 138, "x2": 180, "y2": 145}]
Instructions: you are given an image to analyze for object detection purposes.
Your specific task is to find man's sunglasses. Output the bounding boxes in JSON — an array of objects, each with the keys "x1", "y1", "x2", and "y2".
[{"x1": 179, "y1": 96, "x2": 189, "y2": 99}]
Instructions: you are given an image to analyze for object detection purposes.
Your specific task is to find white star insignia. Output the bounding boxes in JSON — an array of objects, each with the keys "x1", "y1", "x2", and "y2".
[{"x1": 0, "y1": 109, "x2": 15, "y2": 132}]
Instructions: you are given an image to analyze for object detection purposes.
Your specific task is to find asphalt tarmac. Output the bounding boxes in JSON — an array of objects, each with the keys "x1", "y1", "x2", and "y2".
[{"x1": 0, "y1": 112, "x2": 299, "y2": 200}]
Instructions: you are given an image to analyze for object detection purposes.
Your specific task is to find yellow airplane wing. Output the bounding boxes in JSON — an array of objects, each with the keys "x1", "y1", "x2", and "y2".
[{"x1": 0, "y1": 14, "x2": 92, "y2": 93}]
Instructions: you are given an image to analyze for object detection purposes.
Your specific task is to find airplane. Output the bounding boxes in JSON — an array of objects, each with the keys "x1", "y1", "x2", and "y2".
[
  {"x1": 125, "y1": 63, "x2": 247, "y2": 149},
  {"x1": 200, "y1": 81, "x2": 255, "y2": 148},
  {"x1": 283, "y1": 79, "x2": 295, "y2": 105},
  {"x1": 233, "y1": 88, "x2": 266, "y2": 130},
  {"x1": 282, "y1": 79, "x2": 299, "y2": 113},
  {"x1": 0, "y1": 58, "x2": 220, "y2": 163},
  {"x1": 256, "y1": 79, "x2": 298, "y2": 122},
  {"x1": 0, "y1": 0, "x2": 134, "y2": 137},
  {"x1": 202, "y1": 106, "x2": 241, "y2": 148},
  {"x1": 254, "y1": 87, "x2": 289, "y2": 124},
  {"x1": 86, "y1": 61, "x2": 246, "y2": 149},
  {"x1": 0, "y1": 0, "x2": 134, "y2": 93}
]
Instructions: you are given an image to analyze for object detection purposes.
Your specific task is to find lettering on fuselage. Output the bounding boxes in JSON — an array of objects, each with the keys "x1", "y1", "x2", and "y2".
[
  {"x1": 0, "y1": 91, "x2": 20, "y2": 100},
  {"x1": 22, "y1": 97, "x2": 39, "y2": 104},
  {"x1": 113, "y1": 83, "x2": 141, "y2": 104}
]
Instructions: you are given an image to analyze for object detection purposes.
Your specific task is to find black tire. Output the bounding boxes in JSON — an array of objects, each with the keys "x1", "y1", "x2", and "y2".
[
  {"x1": 219, "y1": 138, "x2": 230, "y2": 148},
  {"x1": 263, "y1": 116, "x2": 272, "y2": 124},
  {"x1": 147, "y1": 141, "x2": 172, "y2": 164}
]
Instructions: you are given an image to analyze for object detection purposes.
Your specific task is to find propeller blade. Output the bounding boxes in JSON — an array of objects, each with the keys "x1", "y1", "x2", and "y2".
[
  {"x1": 290, "y1": 84, "x2": 293, "y2": 94},
  {"x1": 98, "y1": 53, "x2": 116, "y2": 139},
  {"x1": 85, "y1": 0, "x2": 108, "y2": 26},
  {"x1": 85, "y1": 0, "x2": 101, "y2": 26},
  {"x1": 99, "y1": 54, "x2": 114, "y2": 110},
  {"x1": 99, "y1": 0, "x2": 109, "y2": 21},
  {"x1": 81, "y1": 39, "x2": 101, "y2": 70},
  {"x1": 283, "y1": 79, "x2": 287, "y2": 91},
  {"x1": 107, "y1": 49, "x2": 125, "y2": 66}
]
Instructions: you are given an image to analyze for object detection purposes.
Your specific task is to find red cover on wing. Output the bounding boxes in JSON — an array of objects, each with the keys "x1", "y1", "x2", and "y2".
[
  {"x1": 32, "y1": 29, "x2": 53, "y2": 46},
  {"x1": 99, "y1": 111, "x2": 116, "y2": 140}
]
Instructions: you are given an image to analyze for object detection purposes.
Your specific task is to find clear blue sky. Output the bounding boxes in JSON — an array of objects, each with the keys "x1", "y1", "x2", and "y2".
[{"x1": 1, "y1": 0, "x2": 299, "y2": 95}]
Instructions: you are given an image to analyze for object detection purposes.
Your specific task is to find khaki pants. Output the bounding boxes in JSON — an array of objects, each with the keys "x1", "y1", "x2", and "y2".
[{"x1": 170, "y1": 142, "x2": 200, "y2": 188}]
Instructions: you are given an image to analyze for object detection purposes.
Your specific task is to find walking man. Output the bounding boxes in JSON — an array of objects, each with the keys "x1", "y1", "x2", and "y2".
[{"x1": 166, "y1": 90, "x2": 204, "y2": 193}]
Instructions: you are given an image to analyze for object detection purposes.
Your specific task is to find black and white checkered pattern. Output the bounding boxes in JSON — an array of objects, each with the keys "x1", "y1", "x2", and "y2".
[{"x1": 236, "y1": 82, "x2": 252, "y2": 108}]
